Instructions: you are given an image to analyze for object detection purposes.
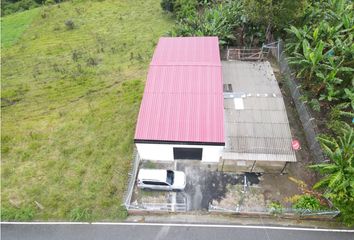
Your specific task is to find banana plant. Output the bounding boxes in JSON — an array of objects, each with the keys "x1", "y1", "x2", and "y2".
[
  {"x1": 285, "y1": 25, "x2": 312, "y2": 53},
  {"x1": 317, "y1": 58, "x2": 354, "y2": 101},
  {"x1": 288, "y1": 39, "x2": 326, "y2": 86},
  {"x1": 317, "y1": 70, "x2": 342, "y2": 101},
  {"x1": 310, "y1": 123, "x2": 354, "y2": 203},
  {"x1": 343, "y1": 88, "x2": 354, "y2": 110}
]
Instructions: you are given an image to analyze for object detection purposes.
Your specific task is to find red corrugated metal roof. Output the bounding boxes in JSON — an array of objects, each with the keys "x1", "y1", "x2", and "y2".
[
  {"x1": 134, "y1": 37, "x2": 225, "y2": 144},
  {"x1": 151, "y1": 37, "x2": 221, "y2": 66}
]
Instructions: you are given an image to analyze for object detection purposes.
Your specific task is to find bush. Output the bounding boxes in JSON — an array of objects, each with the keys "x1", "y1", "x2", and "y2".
[
  {"x1": 160, "y1": 0, "x2": 175, "y2": 12},
  {"x1": 170, "y1": 1, "x2": 242, "y2": 45},
  {"x1": 1, "y1": 0, "x2": 40, "y2": 15},
  {"x1": 293, "y1": 195, "x2": 322, "y2": 212},
  {"x1": 310, "y1": 124, "x2": 354, "y2": 226},
  {"x1": 243, "y1": 0, "x2": 307, "y2": 34},
  {"x1": 45, "y1": 0, "x2": 55, "y2": 5},
  {"x1": 1, "y1": 0, "x2": 66, "y2": 16},
  {"x1": 173, "y1": 0, "x2": 198, "y2": 20},
  {"x1": 269, "y1": 202, "x2": 283, "y2": 215},
  {"x1": 286, "y1": 0, "x2": 354, "y2": 103},
  {"x1": 65, "y1": 19, "x2": 75, "y2": 30}
]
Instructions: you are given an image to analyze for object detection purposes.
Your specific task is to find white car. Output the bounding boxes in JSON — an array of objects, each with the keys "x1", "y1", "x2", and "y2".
[{"x1": 137, "y1": 169, "x2": 186, "y2": 191}]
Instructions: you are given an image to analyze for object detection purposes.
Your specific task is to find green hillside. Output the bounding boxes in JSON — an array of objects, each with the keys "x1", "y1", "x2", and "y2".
[
  {"x1": 1, "y1": 0, "x2": 172, "y2": 221},
  {"x1": 1, "y1": 7, "x2": 40, "y2": 49}
]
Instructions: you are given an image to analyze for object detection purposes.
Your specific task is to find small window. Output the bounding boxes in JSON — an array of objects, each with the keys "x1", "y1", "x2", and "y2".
[
  {"x1": 167, "y1": 170, "x2": 174, "y2": 185},
  {"x1": 142, "y1": 181, "x2": 169, "y2": 186}
]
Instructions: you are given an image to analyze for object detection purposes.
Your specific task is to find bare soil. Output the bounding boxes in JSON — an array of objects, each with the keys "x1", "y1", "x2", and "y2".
[{"x1": 270, "y1": 59, "x2": 319, "y2": 187}]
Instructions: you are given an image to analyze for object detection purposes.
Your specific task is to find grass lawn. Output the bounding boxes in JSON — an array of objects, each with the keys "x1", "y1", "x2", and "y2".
[
  {"x1": 1, "y1": 8, "x2": 40, "y2": 49},
  {"x1": 1, "y1": 0, "x2": 172, "y2": 221}
]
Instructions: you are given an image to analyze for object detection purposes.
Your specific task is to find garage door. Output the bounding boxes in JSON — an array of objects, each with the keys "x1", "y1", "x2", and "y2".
[{"x1": 173, "y1": 148, "x2": 202, "y2": 160}]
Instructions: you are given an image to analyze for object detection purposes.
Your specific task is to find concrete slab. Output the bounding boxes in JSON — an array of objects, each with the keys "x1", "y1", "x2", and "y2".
[
  {"x1": 175, "y1": 161, "x2": 260, "y2": 211},
  {"x1": 222, "y1": 61, "x2": 296, "y2": 163}
]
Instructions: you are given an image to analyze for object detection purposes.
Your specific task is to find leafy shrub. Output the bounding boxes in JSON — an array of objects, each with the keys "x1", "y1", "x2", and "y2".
[
  {"x1": 286, "y1": 0, "x2": 354, "y2": 103},
  {"x1": 310, "y1": 124, "x2": 354, "y2": 225},
  {"x1": 293, "y1": 195, "x2": 322, "y2": 212},
  {"x1": 65, "y1": 19, "x2": 75, "y2": 30},
  {"x1": 86, "y1": 57, "x2": 99, "y2": 66},
  {"x1": 1, "y1": 0, "x2": 39, "y2": 15},
  {"x1": 1, "y1": 0, "x2": 67, "y2": 16},
  {"x1": 45, "y1": 0, "x2": 55, "y2": 5},
  {"x1": 161, "y1": 0, "x2": 175, "y2": 12},
  {"x1": 243, "y1": 0, "x2": 307, "y2": 33},
  {"x1": 309, "y1": 99, "x2": 321, "y2": 112},
  {"x1": 327, "y1": 103, "x2": 354, "y2": 132},
  {"x1": 170, "y1": 1, "x2": 242, "y2": 45},
  {"x1": 269, "y1": 202, "x2": 283, "y2": 215},
  {"x1": 173, "y1": 0, "x2": 198, "y2": 20}
]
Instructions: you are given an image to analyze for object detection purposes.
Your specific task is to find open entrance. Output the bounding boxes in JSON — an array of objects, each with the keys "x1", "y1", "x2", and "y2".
[{"x1": 173, "y1": 147, "x2": 202, "y2": 160}]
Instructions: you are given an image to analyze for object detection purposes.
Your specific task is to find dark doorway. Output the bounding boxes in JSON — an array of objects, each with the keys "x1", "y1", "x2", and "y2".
[{"x1": 173, "y1": 148, "x2": 203, "y2": 160}]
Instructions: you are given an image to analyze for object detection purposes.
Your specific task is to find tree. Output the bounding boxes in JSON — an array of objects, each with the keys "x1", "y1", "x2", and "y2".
[{"x1": 242, "y1": 0, "x2": 308, "y2": 36}]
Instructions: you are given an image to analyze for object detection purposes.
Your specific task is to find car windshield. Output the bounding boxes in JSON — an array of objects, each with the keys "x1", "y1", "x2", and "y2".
[{"x1": 166, "y1": 170, "x2": 174, "y2": 185}]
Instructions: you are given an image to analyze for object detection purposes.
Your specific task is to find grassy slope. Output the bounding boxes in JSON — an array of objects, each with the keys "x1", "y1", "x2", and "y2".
[
  {"x1": 1, "y1": 8, "x2": 40, "y2": 49},
  {"x1": 1, "y1": 0, "x2": 172, "y2": 221}
]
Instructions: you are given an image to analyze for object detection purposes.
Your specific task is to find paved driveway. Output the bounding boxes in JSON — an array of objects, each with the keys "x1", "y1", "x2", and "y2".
[
  {"x1": 176, "y1": 161, "x2": 260, "y2": 211},
  {"x1": 133, "y1": 160, "x2": 263, "y2": 212}
]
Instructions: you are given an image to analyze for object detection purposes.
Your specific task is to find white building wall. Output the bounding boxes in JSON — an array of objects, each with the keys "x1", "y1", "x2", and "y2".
[{"x1": 136, "y1": 143, "x2": 223, "y2": 163}]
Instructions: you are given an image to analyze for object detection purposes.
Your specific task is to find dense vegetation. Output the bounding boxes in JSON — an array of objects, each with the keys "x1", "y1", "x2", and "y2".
[
  {"x1": 285, "y1": 0, "x2": 353, "y2": 225},
  {"x1": 1, "y1": 0, "x2": 172, "y2": 220},
  {"x1": 310, "y1": 125, "x2": 353, "y2": 225},
  {"x1": 161, "y1": 0, "x2": 307, "y2": 46},
  {"x1": 161, "y1": 0, "x2": 353, "y2": 225},
  {"x1": 286, "y1": 0, "x2": 353, "y2": 105},
  {"x1": 1, "y1": 0, "x2": 63, "y2": 16}
]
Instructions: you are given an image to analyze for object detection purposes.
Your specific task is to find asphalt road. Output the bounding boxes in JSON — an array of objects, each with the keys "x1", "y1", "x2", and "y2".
[{"x1": 2, "y1": 223, "x2": 354, "y2": 240}]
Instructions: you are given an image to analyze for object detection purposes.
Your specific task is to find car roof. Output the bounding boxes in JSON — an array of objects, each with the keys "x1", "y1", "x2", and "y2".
[{"x1": 138, "y1": 169, "x2": 168, "y2": 182}]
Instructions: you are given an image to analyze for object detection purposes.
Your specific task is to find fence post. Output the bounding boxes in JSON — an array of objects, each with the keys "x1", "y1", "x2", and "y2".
[{"x1": 277, "y1": 38, "x2": 281, "y2": 61}]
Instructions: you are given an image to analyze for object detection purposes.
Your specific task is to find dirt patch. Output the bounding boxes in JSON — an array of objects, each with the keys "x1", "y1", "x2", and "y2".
[
  {"x1": 212, "y1": 173, "x2": 302, "y2": 211},
  {"x1": 270, "y1": 59, "x2": 318, "y2": 187},
  {"x1": 212, "y1": 185, "x2": 267, "y2": 211}
]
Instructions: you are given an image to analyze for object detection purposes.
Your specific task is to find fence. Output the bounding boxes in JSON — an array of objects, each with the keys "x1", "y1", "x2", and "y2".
[
  {"x1": 226, "y1": 47, "x2": 266, "y2": 61},
  {"x1": 126, "y1": 202, "x2": 187, "y2": 213},
  {"x1": 123, "y1": 148, "x2": 141, "y2": 207},
  {"x1": 268, "y1": 40, "x2": 326, "y2": 163},
  {"x1": 123, "y1": 150, "x2": 188, "y2": 213},
  {"x1": 208, "y1": 204, "x2": 340, "y2": 219}
]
